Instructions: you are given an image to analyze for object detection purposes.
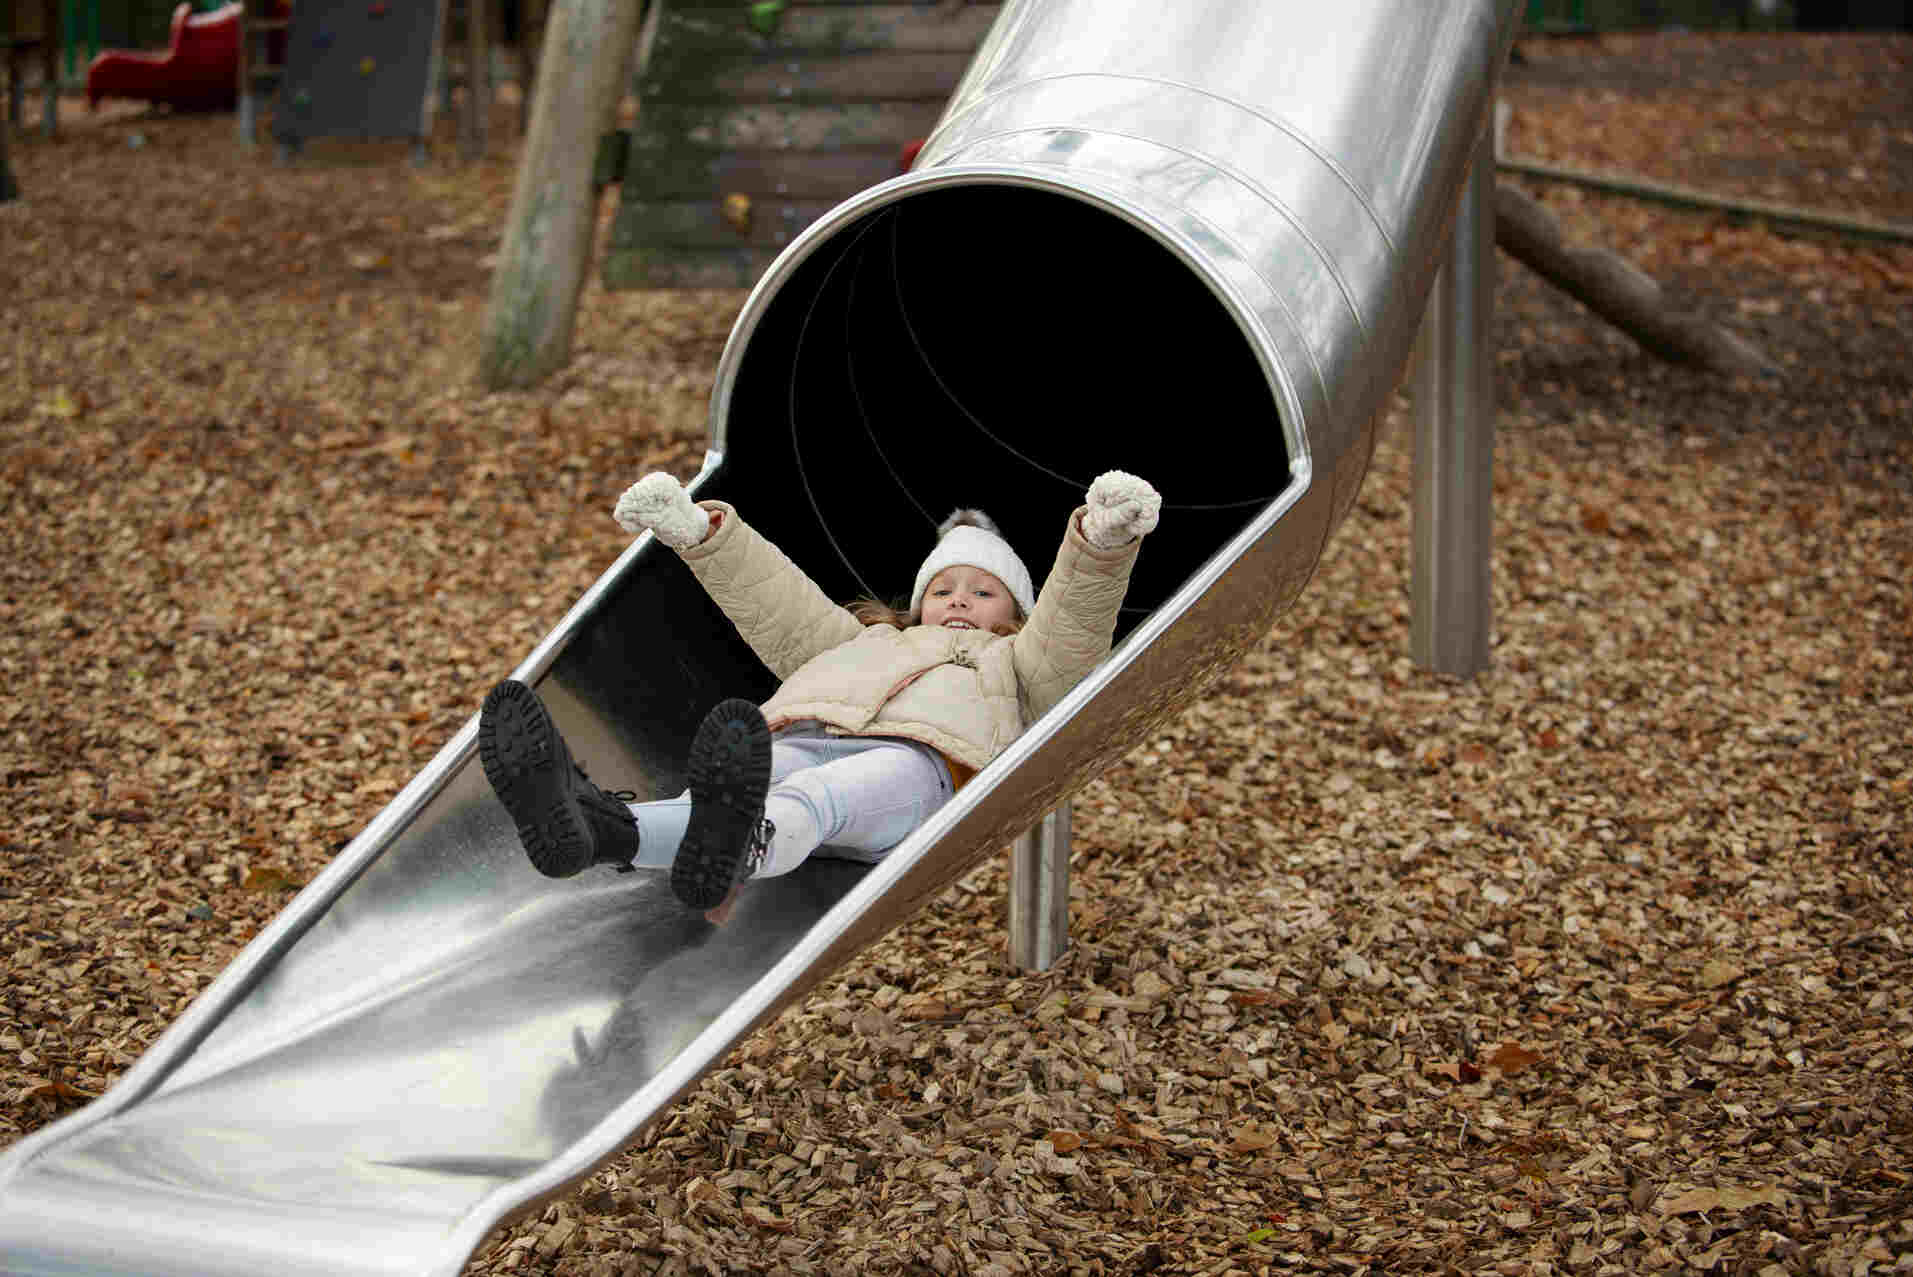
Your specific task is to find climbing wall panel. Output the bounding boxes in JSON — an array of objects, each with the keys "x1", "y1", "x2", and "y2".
[
  {"x1": 603, "y1": 0, "x2": 999, "y2": 291},
  {"x1": 272, "y1": 0, "x2": 445, "y2": 146}
]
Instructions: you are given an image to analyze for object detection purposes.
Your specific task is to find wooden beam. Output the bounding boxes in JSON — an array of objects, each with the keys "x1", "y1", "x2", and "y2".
[{"x1": 1499, "y1": 156, "x2": 1913, "y2": 247}]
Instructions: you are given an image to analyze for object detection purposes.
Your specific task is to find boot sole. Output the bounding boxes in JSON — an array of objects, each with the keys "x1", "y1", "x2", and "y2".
[
  {"x1": 479, "y1": 680, "x2": 595, "y2": 879},
  {"x1": 671, "y1": 699, "x2": 772, "y2": 910}
]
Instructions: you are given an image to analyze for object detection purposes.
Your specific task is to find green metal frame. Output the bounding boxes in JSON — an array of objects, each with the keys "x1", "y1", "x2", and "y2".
[
  {"x1": 60, "y1": 0, "x2": 96, "y2": 76},
  {"x1": 1525, "y1": 0, "x2": 1591, "y2": 30}
]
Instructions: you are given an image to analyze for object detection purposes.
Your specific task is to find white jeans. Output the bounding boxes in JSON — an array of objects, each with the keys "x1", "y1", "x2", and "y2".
[{"x1": 625, "y1": 726, "x2": 954, "y2": 880}]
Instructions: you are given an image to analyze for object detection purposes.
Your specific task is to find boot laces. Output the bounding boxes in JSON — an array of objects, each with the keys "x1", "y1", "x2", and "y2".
[
  {"x1": 742, "y1": 818, "x2": 774, "y2": 880},
  {"x1": 574, "y1": 763, "x2": 637, "y2": 806}
]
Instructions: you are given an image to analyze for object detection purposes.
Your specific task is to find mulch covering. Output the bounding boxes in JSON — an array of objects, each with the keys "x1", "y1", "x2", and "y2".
[{"x1": 3, "y1": 30, "x2": 1910, "y2": 1277}]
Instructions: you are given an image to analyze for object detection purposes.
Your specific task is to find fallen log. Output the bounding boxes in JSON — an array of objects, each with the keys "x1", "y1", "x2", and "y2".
[{"x1": 1493, "y1": 181, "x2": 1777, "y2": 378}]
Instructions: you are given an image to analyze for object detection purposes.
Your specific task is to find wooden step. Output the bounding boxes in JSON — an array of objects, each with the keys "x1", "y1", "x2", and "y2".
[
  {"x1": 640, "y1": 48, "x2": 971, "y2": 103},
  {"x1": 652, "y1": 3, "x2": 998, "y2": 55},
  {"x1": 603, "y1": 1, "x2": 999, "y2": 291}
]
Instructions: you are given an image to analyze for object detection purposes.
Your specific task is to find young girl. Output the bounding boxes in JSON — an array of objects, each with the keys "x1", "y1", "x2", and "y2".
[{"x1": 478, "y1": 469, "x2": 1160, "y2": 921}]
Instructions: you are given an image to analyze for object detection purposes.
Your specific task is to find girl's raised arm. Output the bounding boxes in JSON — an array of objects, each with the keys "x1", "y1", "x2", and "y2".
[
  {"x1": 1013, "y1": 471, "x2": 1160, "y2": 720},
  {"x1": 613, "y1": 472, "x2": 863, "y2": 679}
]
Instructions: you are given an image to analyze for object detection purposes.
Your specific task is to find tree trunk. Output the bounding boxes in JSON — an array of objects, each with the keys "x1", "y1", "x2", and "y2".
[
  {"x1": 1493, "y1": 182, "x2": 1776, "y2": 379},
  {"x1": 478, "y1": 0, "x2": 646, "y2": 389}
]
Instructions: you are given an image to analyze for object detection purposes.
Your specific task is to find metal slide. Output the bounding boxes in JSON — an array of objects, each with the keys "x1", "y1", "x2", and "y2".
[{"x1": 0, "y1": 2, "x2": 1521, "y2": 1272}]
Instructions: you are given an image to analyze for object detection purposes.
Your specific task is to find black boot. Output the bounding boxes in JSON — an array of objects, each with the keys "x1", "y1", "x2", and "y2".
[
  {"x1": 670, "y1": 698, "x2": 775, "y2": 910},
  {"x1": 479, "y1": 679, "x2": 642, "y2": 878}
]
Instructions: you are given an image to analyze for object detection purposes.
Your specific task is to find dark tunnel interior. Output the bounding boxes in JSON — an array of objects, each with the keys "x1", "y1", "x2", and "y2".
[{"x1": 706, "y1": 183, "x2": 1293, "y2": 641}]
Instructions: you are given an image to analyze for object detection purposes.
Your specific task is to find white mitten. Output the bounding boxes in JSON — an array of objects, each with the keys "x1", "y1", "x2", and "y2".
[
  {"x1": 613, "y1": 472, "x2": 710, "y2": 549},
  {"x1": 1082, "y1": 470, "x2": 1161, "y2": 548}
]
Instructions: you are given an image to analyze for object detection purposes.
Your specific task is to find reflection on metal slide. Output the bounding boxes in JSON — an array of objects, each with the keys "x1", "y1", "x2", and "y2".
[{"x1": 0, "y1": 2, "x2": 1522, "y2": 1272}]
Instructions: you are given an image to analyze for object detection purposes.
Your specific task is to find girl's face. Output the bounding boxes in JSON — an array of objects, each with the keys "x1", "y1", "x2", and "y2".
[{"x1": 920, "y1": 565, "x2": 1018, "y2": 633}]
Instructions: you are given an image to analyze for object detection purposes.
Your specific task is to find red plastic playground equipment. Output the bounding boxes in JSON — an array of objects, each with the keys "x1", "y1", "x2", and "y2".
[{"x1": 85, "y1": 2, "x2": 276, "y2": 113}]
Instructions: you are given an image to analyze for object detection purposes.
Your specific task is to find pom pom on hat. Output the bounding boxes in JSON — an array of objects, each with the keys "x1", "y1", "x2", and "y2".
[{"x1": 910, "y1": 509, "x2": 1035, "y2": 617}]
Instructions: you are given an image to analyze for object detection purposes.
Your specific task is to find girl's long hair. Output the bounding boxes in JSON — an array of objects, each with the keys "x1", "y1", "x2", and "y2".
[{"x1": 847, "y1": 596, "x2": 1023, "y2": 637}]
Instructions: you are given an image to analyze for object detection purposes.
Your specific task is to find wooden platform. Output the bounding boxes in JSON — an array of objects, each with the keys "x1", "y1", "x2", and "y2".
[{"x1": 602, "y1": 0, "x2": 999, "y2": 291}]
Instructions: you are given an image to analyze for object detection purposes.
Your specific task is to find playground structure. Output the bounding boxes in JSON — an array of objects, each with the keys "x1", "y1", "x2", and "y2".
[
  {"x1": 260, "y1": 0, "x2": 544, "y2": 159},
  {"x1": 603, "y1": 1, "x2": 1001, "y2": 290},
  {"x1": 0, "y1": 1, "x2": 1524, "y2": 1273},
  {"x1": 0, "y1": 0, "x2": 528, "y2": 154},
  {"x1": 266, "y1": 0, "x2": 447, "y2": 153},
  {"x1": 83, "y1": 1, "x2": 285, "y2": 112}
]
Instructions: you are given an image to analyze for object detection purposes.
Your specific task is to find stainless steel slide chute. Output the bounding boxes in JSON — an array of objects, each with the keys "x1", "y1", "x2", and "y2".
[{"x1": 0, "y1": 2, "x2": 1521, "y2": 1273}]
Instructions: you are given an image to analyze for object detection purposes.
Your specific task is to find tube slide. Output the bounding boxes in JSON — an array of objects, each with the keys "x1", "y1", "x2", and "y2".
[{"x1": 0, "y1": 2, "x2": 1521, "y2": 1273}]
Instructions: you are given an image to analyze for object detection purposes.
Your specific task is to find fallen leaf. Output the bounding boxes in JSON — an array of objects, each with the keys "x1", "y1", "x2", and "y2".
[
  {"x1": 743, "y1": 1204, "x2": 793, "y2": 1231},
  {"x1": 1132, "y1": 970, "x2": 1170, "y2": 999},
  {"x1": 1228, "y1": 989, "x2": 1283, "y2": 1007},
  {"x1": 25, "y1": 1075, "x2": 96, "y2": 1102},
  {"x1": 1661, "y1": 1184, "x2": 1784, "y2": 1216},
  {"x1": 1228, "y1": 1122, "x2": 1280, "y2": 1153},
  {"x1": 242, "y1": 866, "x2": 305, "y2": 892},
  {"x1": 1698, "y1": 958, "x2": 1743, "y2": 989},
  {"x1": 1424, "y1": 1057, "x2": 1483, "y2": 1083},
  {"x1": 1487, "y1": 1043, "x2": 1543, "y2": 1075}
]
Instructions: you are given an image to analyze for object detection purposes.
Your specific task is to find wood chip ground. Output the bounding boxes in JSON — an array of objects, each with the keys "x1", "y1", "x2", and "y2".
[{"x1": 3, "y1": 30, "x2": 1909, "y2": 1277}]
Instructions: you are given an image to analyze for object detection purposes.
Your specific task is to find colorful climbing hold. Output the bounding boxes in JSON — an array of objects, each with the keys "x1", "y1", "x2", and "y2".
[
  {"x1": 369, "y1": 1, "x2": 388, "y2": 14},
  {"x1": 720, "y1": 192, "x2": 752, "y2": 235},
  {"x1": 359, "y1": 56, "x2": 376, "y2": 74},
  {"x1": 746, "y1": 0, "x2": 786, "y2": 37}
]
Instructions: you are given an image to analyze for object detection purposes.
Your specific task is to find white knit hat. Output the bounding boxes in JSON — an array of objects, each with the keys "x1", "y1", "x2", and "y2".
[{"x1": 910, "y1": 510, "x2": 1035, "y2": 618}]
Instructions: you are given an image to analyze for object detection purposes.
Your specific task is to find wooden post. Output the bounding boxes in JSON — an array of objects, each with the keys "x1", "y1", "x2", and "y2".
[
  {"x1": 0, "y1": 97, "x2": 17, "y2": 202},
  {"x1": 40, "y1": 0, "x2": 56, "y2": 136},
  {"x1": 460, "y1": 0, "x2": 489, "y2": 161},
  {"x1": 0, "y1": 0, "x2": 17, "y2": 198},
  {"x1": 477, "y1": 0, "x2": 648, "y2": 389}
]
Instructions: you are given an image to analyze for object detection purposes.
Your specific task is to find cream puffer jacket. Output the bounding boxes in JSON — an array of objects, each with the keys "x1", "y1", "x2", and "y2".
[{"x1": 676, "y1": 502, "x2": 1142, "y2": 771}]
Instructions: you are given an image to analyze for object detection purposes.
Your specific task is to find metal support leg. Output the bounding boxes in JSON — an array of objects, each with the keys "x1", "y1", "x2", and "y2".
[
  {"x1": 1008, "y1": 803, "x2": 1070, "y2": 971},
  {"x1": 1411, "y1": 130, "x2": 1495, "y2": 678}
]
